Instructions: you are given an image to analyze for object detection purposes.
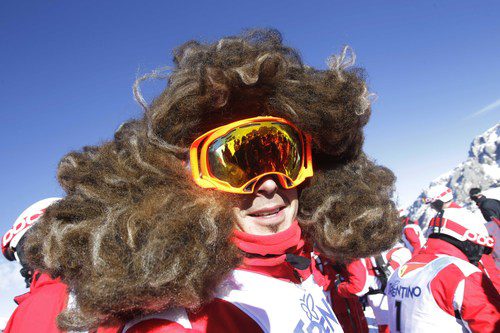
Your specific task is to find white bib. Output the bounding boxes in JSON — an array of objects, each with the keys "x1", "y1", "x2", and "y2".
[
  {"x1": 217, "y1": 269, "x2": 344, "y2": 333},
  {"x1": 123, "y1": 269, "x2": 344, "y2": 333},
  {"x1": 387, "y1": 255, "x2": 479, "y2": 333}
]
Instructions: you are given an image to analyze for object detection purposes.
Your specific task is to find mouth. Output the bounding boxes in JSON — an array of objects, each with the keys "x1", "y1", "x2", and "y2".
[{"x1": 248, "y1": 205, "x2": 286, "y2": 218}]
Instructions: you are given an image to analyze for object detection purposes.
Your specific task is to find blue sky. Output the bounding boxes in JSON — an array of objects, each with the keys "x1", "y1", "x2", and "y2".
[{"x1": 0, "y1": 1, "x2": 499, "y2": 307}]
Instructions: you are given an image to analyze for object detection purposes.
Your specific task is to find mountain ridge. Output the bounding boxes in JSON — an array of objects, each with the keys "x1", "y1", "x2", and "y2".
[{"x1": 405, "y1": 123, "x2": 500, "y2": 227}]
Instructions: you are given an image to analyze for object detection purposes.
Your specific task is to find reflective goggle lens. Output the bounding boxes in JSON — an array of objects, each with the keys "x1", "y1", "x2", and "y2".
[{"x1": 207, "y1": 121, "x2": 303, "y2": 189}]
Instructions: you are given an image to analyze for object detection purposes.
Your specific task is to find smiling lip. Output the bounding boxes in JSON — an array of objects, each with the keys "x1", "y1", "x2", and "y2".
[{"x1": 248, "y1": 205, "x2": 286, "y2": 217}]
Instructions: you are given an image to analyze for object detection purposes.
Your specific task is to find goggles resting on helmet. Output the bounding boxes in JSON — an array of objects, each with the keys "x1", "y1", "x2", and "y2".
[{"x1": 189, "y1": 116, "x2": 313, "y2": 194}]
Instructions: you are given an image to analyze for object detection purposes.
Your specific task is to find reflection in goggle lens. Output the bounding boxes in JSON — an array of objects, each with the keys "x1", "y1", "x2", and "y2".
[{"x1": 207, "y1": 122, "x2": 303, "y2": 188}]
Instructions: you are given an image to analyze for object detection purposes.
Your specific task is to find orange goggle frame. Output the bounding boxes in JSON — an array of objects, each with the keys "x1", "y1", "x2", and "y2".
[{"x1": 189, "y1": 116, "x2": 313, "y2": 194}]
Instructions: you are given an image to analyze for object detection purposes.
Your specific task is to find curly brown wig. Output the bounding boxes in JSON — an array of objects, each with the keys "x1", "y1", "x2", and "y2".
[{"x1": 24, "y1": 29, "x2": 400, "y2": 330}]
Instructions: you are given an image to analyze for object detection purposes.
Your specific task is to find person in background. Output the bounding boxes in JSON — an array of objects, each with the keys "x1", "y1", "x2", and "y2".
[
  {"x1": 336, "y1": 244, "x2": 411, "y2": 333},
  {"x1": 470, "y1": 187, "x2": 500, "y2": 269},
  {"x1": 399, "y1": 209, "x2": 425, "y2": 255},
  {"x1": 424, "y1": 185, "x2": 500, "y2": 290},
  {"x1": 387, "y1": 207, "x2": 499, "y2": 333},
  {"x1": 2, "y1": 198, "x2": 67, "y2": 333}
]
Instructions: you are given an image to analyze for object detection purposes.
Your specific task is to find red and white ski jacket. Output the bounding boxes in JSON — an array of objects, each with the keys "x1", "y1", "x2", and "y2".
[
  {"x1": 122, "y1": 221, "x2": 367, "y2": 333},
  {"x1": 3, "y1": 272, "x2": 68, "y2": 333},
  {"x1": 337, "y1": 246, "x2": 411, "y2": 298},
  {"x1": 387, "y1": 238, "x2": 500, "y2": 333}
]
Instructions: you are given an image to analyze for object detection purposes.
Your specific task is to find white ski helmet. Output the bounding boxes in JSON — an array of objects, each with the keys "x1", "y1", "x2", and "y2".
[
  {"x1": 428, "y1": 208, "x2": 494, "y2": 249},
  {"x1": 424, "y1": 185, "x2": 453, "y2": 204},
  {"x1": 2, "y1": 198, "x2": 61, "y2": 261}
]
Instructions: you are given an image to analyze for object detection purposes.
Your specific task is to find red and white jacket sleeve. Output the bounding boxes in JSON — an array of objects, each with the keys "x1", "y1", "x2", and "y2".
[
  {"x1": 337, "y1": 259, "x2": 370, "y2": 297},
  {"x1": 430, "y1": 263, "x2": 500, "y2": 333},
  {"x1": 402, "y1": 225, "x2": 423, "y2": 255}
]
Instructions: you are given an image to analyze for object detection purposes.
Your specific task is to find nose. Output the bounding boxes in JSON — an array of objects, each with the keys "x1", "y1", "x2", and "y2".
[{"x1": 254, "y1": 175, "x2": 279, "y2": 196}]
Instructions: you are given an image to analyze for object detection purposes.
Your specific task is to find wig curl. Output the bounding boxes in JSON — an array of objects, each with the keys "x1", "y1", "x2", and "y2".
[{"x1": 24, "y1": 29, "x2": 399, "y2": 330}]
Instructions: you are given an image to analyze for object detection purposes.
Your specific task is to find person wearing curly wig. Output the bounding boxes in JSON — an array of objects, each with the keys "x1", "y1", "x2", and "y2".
[{"x1": 23, "y1": 29, "x2": 401, "y2": 333}]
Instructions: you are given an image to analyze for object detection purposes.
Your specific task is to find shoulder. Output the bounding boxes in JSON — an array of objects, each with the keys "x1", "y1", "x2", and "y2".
[
  {"x1": 124, "y1": 299, "x2": 263, "y2": 333},
  {"x1": 432, "y1": 257, "x2": 480, "y2": 283},
  {"x1": 429, "y1": 258, "x2": 482, "y2": 314}
]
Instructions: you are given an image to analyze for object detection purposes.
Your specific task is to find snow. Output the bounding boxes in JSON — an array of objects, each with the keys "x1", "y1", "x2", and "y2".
[
  {"x1": 483, "y1": 163, "x2": 500, "y2": 180},
  {"x1": 482, "y1": 187, "x2": 500, "y2": 201},
  {"x1": 404, "y1": 123, "x2": 500, "y2": 227}
]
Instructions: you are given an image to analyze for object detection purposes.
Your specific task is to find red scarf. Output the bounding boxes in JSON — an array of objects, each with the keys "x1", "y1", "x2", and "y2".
[{"x1": 232, "y1": 221, "x2": 318, "y2": 283}]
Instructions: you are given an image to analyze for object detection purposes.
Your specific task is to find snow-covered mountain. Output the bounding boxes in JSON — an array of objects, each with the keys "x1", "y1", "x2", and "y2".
[{"x1": 405, "y1": 124, "x2": 500, "y2": 228}]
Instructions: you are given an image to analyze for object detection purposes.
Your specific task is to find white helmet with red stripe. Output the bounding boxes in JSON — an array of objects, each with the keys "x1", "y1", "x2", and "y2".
[
  {"x1": 428, "y1": 207, "x2": 494, "y2": 249},
  {"x1": 424, "y1": 185, "x2": 453, "y2": 204},
  {"x1": 2, "y1": 198, "x2": 61, "y2": 261}
]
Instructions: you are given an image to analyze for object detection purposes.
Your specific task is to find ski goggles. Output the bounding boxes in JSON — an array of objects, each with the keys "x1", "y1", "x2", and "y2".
[{"x1": 189, "y1": 116, "x2": 313, "y2": 194}]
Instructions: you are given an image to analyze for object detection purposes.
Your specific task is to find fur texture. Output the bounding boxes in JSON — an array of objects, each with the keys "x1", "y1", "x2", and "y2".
[{"x1": 24, "y1": 29, "x2": 400, "y2": 330}]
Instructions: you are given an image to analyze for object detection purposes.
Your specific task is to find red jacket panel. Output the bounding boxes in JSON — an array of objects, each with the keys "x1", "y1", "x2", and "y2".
[{"x1": 337, "y1": 259, "x2": 369, "y2": 297}]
